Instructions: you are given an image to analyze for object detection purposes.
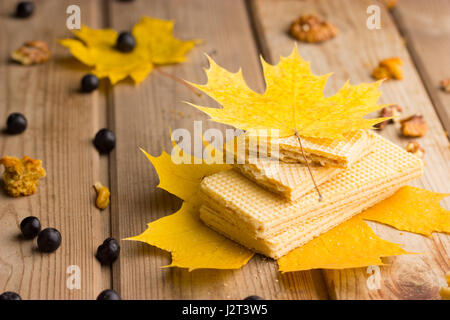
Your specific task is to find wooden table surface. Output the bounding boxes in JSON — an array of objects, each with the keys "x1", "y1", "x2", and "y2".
[{"x1": 0, "y1": 0, "x2": 449, "y2": 300}]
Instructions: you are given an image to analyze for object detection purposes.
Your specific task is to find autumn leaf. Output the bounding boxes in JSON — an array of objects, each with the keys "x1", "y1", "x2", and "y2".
[
  {"x1": 361, "y1": 186, "x2": 450, "y2": 236},
  {"x1": 127, "y1": 202, "x2": 254, "y2": 271},
  {"x1": 127, "y1": 139, "x2": 252, "y2": 270},
  {"x1": 60, "y1": 17, "x2": 198, "y2": 84},
  {"x1": 140, "y1": 141, "x2": 230, "y2": 203},
  {"x1": 187, "y1": 45, "x2": 389, "y2": 140},
  {"x1": 277, "y1": 216, "x2": 410, "y2": 272}
]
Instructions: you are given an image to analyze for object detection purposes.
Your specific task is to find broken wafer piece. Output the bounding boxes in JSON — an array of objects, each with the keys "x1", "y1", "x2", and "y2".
[
  {"x1": 242, "y1": 129, "x2": 373, "y2": 168},
  {"x1": 199, "y1": 133, "x2": 423, "y2": 259},
  {"x1": 234, "y1": 131, "x2": 376, "y2": 200}
]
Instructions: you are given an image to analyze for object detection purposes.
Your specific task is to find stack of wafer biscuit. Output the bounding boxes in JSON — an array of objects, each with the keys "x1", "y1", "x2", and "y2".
[{"x1": 199, "y1": 131, "x2": 423, "y2": 259}]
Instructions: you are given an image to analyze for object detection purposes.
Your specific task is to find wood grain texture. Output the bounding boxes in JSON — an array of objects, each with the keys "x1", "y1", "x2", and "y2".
[
  {"x1": 107, "y1": 0, "x2": 327, "y2": 300},
  {"x1": 249, "y1": 0, "x2": 450, "y2": 299},
  {"x1": 392, "y1": 0, "x2": 450, "y2": 133},
  {"x1": 0, "y1": 0, "x2": 111, "y2": 299}
]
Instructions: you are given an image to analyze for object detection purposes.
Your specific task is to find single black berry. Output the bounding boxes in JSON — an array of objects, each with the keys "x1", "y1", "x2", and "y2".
[
  {"x1": 20, "y1": 216, "x2": 41, "y2": 239},
  {"x1": 244, "y1": 295, "x2": 264, "y2": 300},
  {"x1": 96, "y1": 289, "x2": 121, "y2": 300},
  {"x1": 6, "y1": 113, "x2": 27, "y2": 134},
  {"x1": 16, "y1": 2, "x2": 34, "y2": 18},
  {"x1": 116, "y1": 31, "x2": 136, "y2": 53},
  {"x1": 96, "y1": 237, "x2": 120, "y2": 265},
  {"x1": 93, "y1": 129, "x2": 116, "y2": 154},
  {"x1": 0, "y1": 291, "x2": 22, "y2": 300},
  {"x1": 81, "y1": 74, "x2": 99, "y2": 93},
  {"x1": 37, "y1": 228, "x2": 61, "y2": 253}
]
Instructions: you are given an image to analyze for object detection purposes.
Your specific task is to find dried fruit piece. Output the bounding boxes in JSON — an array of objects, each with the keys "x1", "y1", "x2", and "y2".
[
  {"x1": 0, "y1": 156, "x2": 46, "y2": 197},
  {"x1": 11, "y1": 41, "x2": 51, "y2": 65},
  {"x1": 289, "y1": 14, "x2": 338, "y2": 43},
  {"x1": 20, "y1": 216, "x2": 41, "y2": 239},
  {"x1": 440, "y1": 79, "x2": 450, "y2": 93},
  {"x1": 116, "y1": 31, "x2": 136, "y2": 53},
  {"x1": 383, "y1": 0, "x2": 397, "y2": 10},
  {"x1": 81, "y1": 74, "x2": 99, "y2": 93},
  {"x1": 37, "y1": 228, "x2": 62, "y2": 253},
  {"x1": 400, "y1": 114, "x2": 428, "y2": 137},
  {"x1": 94, "y1": 182, "x2": 110, "y2": 210},
  {"x1": 372, "y1": 57, "x2": 403, "y2": 80},
  {"x1": 0, "y1": 291, "x2": 22, "y2": 300},
  {"x1": 97, "y1": 289, "x2": 121, "y2": 300},
  {"x1": 405, "y1": 141, "x2": 425, "y2": 158},
  {"x1": 96, "y1": 238, "x2": 120, "y2": 265},
  {"x1": 375, "y1": 104, "x2": 402, "y2": 129},
  {"x1": 440, "y1": 287, "x2": 450, "y2": 300},
  {"x1": 16, "y1": 1, "x2": 34, "y2": 18},
  {"x1": 6, "y1": 112, "x2": 27, "y2": 134}
]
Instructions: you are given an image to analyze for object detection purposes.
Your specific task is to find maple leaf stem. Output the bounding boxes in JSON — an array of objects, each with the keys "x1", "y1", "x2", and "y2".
[
  {"x1": 155, "y1": 67, "x2": 202, "y2": 97},
  {"x1": 294, "y1": 130, "x2": 323, "y2": 202}
]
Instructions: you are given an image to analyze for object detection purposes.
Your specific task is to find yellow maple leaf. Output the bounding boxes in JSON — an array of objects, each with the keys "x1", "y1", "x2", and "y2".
[
  {"x1": 60, "y1": 17, "x2": 197, "y2": 84},
  {"x1": 187, "y1": 45, "x2": 389, "y2": 140},
  {"x1": 127, "y1": 202, "x2": 254, "y2": 271},
  {"x1": 277, "y1": 216, "x2": 410, "y2": 272},
  {"x1": 140, "y1": 141, "x2": 230, "y2": 203},
  {"x1": 361, "y1": 186, "x2": 450, "y2": 236},
  {"x1": 128, "y1": 139, "x2": 252, "y2": 270}
]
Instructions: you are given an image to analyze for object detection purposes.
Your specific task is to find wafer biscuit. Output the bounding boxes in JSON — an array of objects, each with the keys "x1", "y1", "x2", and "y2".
[{"x1": 199, "y1": 133, "x2": 423, "y2": 258}]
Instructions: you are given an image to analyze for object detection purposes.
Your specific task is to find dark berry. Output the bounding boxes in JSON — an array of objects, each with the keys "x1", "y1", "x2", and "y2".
[
  {"x1": 81, "y1": 74, "x2": 99, "y2": 93},
  {"x1": 93, "y1": 129, "x2": 116, "y2": 154},
  {"x1": 244, "y1": 295, "x2": 264, "y2": 300},
  {"x1": 16, "y1": 2, "x2": 34, "y2": 18},
  {"x1": 20, "y1": 216, "x2": 41, "y2": 239},
  {"x1": 116, "y1": 32, "x2": 136, "y2": 53},
  {"x1": 96, "y1": 289, "x2": 121, "y2": 300},
  {"x1": 6, "y1": 113, "x2": 27, "y2": 134},
  {"x1": 0, "y1": 291, "x2": 22, "y2": 300},
  {"x1": 96, "y1": 237, "x2": 120, "y2": 265},
  {"x1": 37, "y1": 228, "x2": 61, "y2": 253}
]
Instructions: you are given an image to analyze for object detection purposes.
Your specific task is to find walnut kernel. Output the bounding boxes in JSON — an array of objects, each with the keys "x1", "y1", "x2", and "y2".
[
  {"x1": 94, "y1": 182, "x2": 110, "y2": 210},
  {"x1": 405, "y1": 141, "x2": 425, "y2": 158},
  {"x1": 11, "y1": 41, "x2": 51, "y2": 65},
  {"x1": 375, "y1": 104, "x2": 403, "y2": 129},
  {"x1": 0, "y1": 156, "x2": 46, "y2": 197},
  {"x1": 440, "y1": 79, "x2": 450, "y2": 93},
  {"x1": 400, "y1": 115, "x2": 427, "y2": 137},
  {"x1": 290, "y1": 14, "x2": 338, "y2": 43}
]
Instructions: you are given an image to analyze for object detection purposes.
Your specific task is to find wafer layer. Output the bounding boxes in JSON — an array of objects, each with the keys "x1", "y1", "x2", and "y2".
[
  {"x1": 201, "y1": 177, "x2": 412, "y2": 259},
  {"x1": 200, "y1": 133, "x2": 423, "y2": 240},
  {"x1": 234, "y1": 160, "x2": 342, "y2": 200},
  {"x1": 246, "y1": 129, "x2": 373, "y2": 167}
]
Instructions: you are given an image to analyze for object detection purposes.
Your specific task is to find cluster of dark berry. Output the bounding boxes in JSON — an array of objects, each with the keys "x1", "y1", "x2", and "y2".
[{"x1": 0, "y1": 1, "x2": 128, "y2": 300}]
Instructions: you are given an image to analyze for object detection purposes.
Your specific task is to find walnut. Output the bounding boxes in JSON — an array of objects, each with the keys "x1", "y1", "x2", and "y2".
[
  {"x1": 11, "y1": 41, "x2": 51, "y2": 65},
  {"x1": 375, "y1": 104, "x2": 403, "y2": 129},
  {"x1": 0, "y1": 156, "x2": 46, "y2": 197},
  {"x1": 94, "y1": 182, "x2": 110, "y2": 210},
  {"x1": 405, "y1": 141, "x2": 425, "y2": 158},
  {"x1": 289, "y1": 14, "x2": 338, "y2": 43},
  {"x1": 372, "y1": 57, "x2": 403, "y2": 80},
  {"x1": 400, "y1": 115, "x2": 428, "y2": 137},
  {"x1": 440, "y1": 79, "x2": 450, "y2": 93}
]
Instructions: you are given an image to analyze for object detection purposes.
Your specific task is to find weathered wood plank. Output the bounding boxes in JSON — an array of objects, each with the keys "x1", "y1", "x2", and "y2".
[
  {"x1": 0, "y1": 0, "x2": 111, "y2": 299},
  {"x1": 250, "y1": 0, "x2": 450, "y2": 299},
  {"x1": 392, "y1": 0, "x2": 450, "y2": 133},
  {"x1": 107, "y1": 0, "x2": 327, "y2": 299}
]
